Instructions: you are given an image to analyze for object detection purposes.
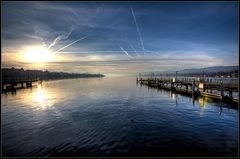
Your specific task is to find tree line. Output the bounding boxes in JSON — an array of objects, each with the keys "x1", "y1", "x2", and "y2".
[{"x1": 2, "y1": 67, "x2": 105, "y2": 83}]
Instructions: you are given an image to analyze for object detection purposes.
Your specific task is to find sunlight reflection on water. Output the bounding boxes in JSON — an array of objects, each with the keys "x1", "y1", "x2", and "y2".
[{"x1": 29, "y1": 85, "x2": 56, "y2": 110}]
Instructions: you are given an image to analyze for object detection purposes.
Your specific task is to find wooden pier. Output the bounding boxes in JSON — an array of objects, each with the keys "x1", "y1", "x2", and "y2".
[
  {"x1": 137, "y1": 76, "x2": 239, "y2": 105},
  {"x1": 2, "y1": 78, "x2": 42, "y2": 92}
]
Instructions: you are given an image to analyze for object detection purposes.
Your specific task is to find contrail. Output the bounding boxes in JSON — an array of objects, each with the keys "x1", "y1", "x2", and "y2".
[
  {"x1": 65, "y1": 29, "x2": 73, "y2": 39},
  {"x1": 131, "y1": 6, "x2": 145, "y2": 56},
  {"x1": 119, "y1": 46, "x2": 132, "y2": 58},
  {"x1": 47, "y1": 36, "x2": 61, "y2": 50},
  {"x1": 129, "y1": 43, "x2": 140, "y2": 57},
  {"x1": 47, "y1": 29, "x2": 73, "y2": 51},
  {"x1": 56, "y1": 35, "x2": 88, "y2": 53}
]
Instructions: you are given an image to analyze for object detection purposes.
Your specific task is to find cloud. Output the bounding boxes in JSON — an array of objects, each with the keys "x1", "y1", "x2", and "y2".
[
  {"x1": 2, "y1": 50, "x2": 228, "y2": 76},
  {"x1": 2, "y1": 2, "x2": 238, "y2": 75}
]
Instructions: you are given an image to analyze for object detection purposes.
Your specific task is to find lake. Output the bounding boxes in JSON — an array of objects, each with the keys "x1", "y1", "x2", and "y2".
[{"x1": 1, "y1": 76, "x2": 239, "y2": 157}]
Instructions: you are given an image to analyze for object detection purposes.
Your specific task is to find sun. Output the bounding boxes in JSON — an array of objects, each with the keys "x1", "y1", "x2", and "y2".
[{"x1": 21, "y1": 46, "x2": 55, "y2": 63}]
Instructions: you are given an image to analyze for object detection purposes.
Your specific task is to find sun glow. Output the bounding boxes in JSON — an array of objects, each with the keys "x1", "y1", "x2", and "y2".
[{"x1": 22, "y1": 46, "x2": 55, "y2": 63}]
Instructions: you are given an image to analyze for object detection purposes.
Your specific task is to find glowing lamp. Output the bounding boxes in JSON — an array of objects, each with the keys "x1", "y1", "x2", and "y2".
[
  {"x1": 199, "y1": 82, "x2": 204, "y2": 89},
  {"x1": 172, "y1": 78, "x2": 175, "y2": 82}
]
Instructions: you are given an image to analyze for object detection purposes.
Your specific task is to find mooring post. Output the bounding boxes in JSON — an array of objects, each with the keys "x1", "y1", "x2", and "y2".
[
  {"x1": 11, "y1": 79, "x2": 14, "y2": 90},
  {"x1": 202, "y1": 82, "x2": 205, "y2": 92},
  {"x1": 229, "y1": 90, "x2": 233, "y2": 98},
  {"x1": 192, "y1": 79, "x2": 195, "y2": 94},
  {"x1": 11, "y1": 83, "x2": 14, "y2": 90},
  {"x1": 220, "y1": 81, "x2": 224, "y2": 97}
]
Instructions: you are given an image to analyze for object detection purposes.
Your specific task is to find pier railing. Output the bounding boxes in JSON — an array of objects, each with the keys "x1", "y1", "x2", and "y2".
[
  {"x1": 138, "y1": 76, "x2": 238, "y2": 84},
  {"x1": 2, "y1": 77, "x2": 42, "y2": 84},
  {"x1": 136, "y1": 76, "x2": 239, "y2": 104},
  {"x1": 2, "y1": 77, "x2": 42, "y2": 92}
]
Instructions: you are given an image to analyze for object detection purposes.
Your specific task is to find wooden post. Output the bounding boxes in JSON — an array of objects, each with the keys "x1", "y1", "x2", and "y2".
[
  {"x1": 192, "y1": 79, "x2": 195, "y2": 94},
  {"x1": 203, "y1": 82, "x2": 205, "y2": 92},
  {"x1": 158, "y1": 79, "x2": 161, "y2": 88},
  {"x1": 11, "y1": 83, "x2": 14, "y2": 90},
  {"x1": 229, "y1": 90, "x2": 233, "y2": 98},
  {"x1": 11, "y1": 79, "x2": 14, "y2": 90},
  {"x1": 26, "y1": 81, "x2": 32, "y2": 87},
  {"x1": 220, "y1": 81, "x2": 224, "y2": 97}
]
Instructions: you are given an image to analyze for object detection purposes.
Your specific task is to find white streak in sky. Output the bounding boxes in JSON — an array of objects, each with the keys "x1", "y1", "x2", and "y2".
[
  {"x1": 56, "y1": 36, "x2": 88, "y2": 53},
  {"x1": 47, "y1": 36, "x2": 61, "y2": 50},
  {"x1": 129, "y1": 44, "x2": 140, "y2": 57},
  {"x1": 65, "y1": 29, "x2": 73, "y2": 39},
  {"x1": 47, "y1": 29, "x2": 73, "y2": 51},
  {"x1": 119, "y1": 46, "x2": 132, "y2": 58},
  {"x1": 131, "y1": 7, "x2": 145, "y2": 56}
]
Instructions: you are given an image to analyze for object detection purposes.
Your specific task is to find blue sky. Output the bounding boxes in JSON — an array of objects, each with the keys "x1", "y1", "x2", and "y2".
[{"x1": 2, "y1": 2, "x2": 239, "y2": 76}]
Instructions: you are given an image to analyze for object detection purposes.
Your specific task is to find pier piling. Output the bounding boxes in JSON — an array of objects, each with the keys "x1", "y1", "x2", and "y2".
[{"x1": 137, "y1": 76, "x2": 238, "y2": 105}]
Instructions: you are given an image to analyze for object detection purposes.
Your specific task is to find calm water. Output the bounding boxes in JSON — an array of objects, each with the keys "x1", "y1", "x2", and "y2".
[{"x1": 2, "y1": 77, "x2": 239, "y2": 157}]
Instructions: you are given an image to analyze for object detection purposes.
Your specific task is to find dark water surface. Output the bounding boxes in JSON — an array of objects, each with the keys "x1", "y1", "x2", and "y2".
[{"x1": 2, "y1": 77, "x2": 239, "y2": 157}]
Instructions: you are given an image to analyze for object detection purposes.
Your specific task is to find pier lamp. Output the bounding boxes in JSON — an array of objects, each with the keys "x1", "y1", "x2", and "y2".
[
  {"x1": 172, "y1": 77, "x2": 175, "y2": 82},
  {"x1": 199, "y1": 82, "x2": 204, "y2": 89}
]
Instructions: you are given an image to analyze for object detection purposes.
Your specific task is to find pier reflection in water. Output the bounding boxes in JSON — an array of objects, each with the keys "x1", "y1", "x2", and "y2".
[{"x1": 2, "y1": 77, "x2": 238, "y2": 157}]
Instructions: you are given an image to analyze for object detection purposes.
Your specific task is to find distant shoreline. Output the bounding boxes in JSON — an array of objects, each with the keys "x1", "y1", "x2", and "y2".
[{"x1": 2, "y1": 67, "x2": 105, "y2": 84}]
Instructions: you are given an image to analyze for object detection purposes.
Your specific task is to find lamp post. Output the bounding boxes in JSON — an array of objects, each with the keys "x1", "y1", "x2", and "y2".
[
  {"x1": 202, "y1": 70, "x2": 205, "y2": 82},
  {"x1": 176, "y1": 71, "x2": 179, "y2": 82}
]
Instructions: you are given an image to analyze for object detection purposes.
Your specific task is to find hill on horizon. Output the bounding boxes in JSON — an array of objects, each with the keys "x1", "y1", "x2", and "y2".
[
  {"x1": 142, "y1": 65, "x2": 239, "y2": 76},
  {"x1": 178, "y1": 65, "x2": 238, "y2": 74}
]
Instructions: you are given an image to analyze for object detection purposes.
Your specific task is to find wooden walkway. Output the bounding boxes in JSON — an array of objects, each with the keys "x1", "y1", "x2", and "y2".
[
  {"x1": 2, "y1": 78, "x2": 42, "y2": 92},
  {"x1": 137, "y1": 76, "x2": 239, "y2": 105}
]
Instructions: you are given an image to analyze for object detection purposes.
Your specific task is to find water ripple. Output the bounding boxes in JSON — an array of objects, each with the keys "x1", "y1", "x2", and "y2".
[{"x1": 2, "y1": 77, "x2": 238, "y2": 157}]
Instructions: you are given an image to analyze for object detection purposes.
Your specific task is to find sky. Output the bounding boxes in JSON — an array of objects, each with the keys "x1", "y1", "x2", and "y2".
[{"x1": 2, "y1": 2, "x2": 239, "y2": 76}]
